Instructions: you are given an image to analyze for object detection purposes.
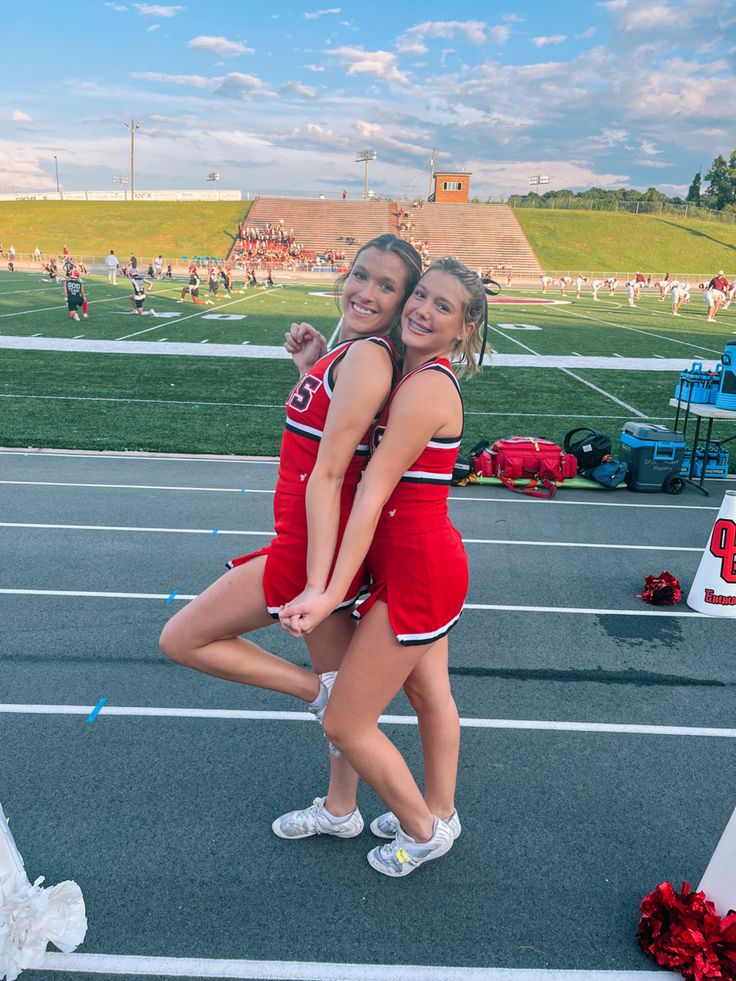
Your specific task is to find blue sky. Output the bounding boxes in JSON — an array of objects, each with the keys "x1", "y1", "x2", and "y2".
[{"x1": 2, "y1": 0, "x2": 734, "y2": 199}]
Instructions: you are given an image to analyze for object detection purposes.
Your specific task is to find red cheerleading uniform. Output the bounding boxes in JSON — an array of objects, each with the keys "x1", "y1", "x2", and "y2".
[
  {"x1": 354, "y1": 357, "x2": 469, "y2": 646},
  {"x1": 228, "y1": 336, "x2": 397, "y2": 616}
]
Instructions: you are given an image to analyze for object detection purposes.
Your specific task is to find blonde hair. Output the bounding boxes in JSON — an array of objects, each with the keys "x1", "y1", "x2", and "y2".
[
  {"x1": 334, "y1": 234, "x2": 423, "y2": 348},
  {"x1": 424, "y1": 257, "x2": 489, "y2": 378}
]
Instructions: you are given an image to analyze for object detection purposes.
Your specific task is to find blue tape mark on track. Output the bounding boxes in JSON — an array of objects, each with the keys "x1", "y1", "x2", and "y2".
[
  {"x1": 211, "y1": 528, "x2": 219, "y2": 536},
  {"x1": 165, "y1": 590, "x2": 178, "y2": 605},
  {"x1": 86, "y1": 699, "x2": 106, "y2": 724}
]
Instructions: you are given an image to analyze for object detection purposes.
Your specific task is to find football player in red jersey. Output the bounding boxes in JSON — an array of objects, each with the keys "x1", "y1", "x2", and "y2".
[
  {"x1": 280, "y1": 259, "x2": 486, "y2": 877},
  {"x1": 160, "y1": 236, "x2": 422, "y2": 836}
]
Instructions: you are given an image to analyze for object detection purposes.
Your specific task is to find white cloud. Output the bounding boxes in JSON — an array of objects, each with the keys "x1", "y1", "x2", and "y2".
[
  {"x1": 597, "y1": 0, "x2": 628, "y2": 7},
  {"x1": 489, "y1": 25, "x2": 511, "y2": 44},
  {"x1": 133, "y1": 4, "x2": 183, "y2": 15},
  {"x1": 639, "y1": 139, "x2": 660, "y2": 156},
  {"x1": 11, "y1": 110, "x2": 32, "y2": 122},
  {"x1": 578, "y1": 26, "x2": 597, "y2": 39},
  {"x1": 397, "y1": 20, "x2": 487, "y2": 53},
  {"x1": 532, "y1": 35, "x2": 567, "y2": 47},
  {"x1": 503, "y1": 12, "x2": 523, "y2": 21},
  {"x1": 620, "y1": 3, "x2": 678, "y2": 31},
  {"x1": 304, "y1": 7, "x2": 341, "y2": 18},
  {"x1": 304, "y1": 64, "x2": 325, "y2": 72},
  {"x1": 467, "y1": 158, "x2": 630, "y2": 194},
  {"x1": 356, "y1": 120, "x2": 430, "y2": 158},
  {"x1": 213, "y1": 72, "x2": 274, "y2": 100},
  {"x1": 328, "y1": 46, "x2": 409, "y2": 84},
  {"x1": 280, "y1": 81, "x2": 318, "y2": 98},
  {"x1": 188, "y1": 35, "x2": 253, "y2": 57},
  {"x1": 146, "y1": 23, "x2": 160, "y2": 31},
  {"x1": 131, "y1": 71, "x2": 213, "y2": 88},
  {"x1": 105, "y1": 2, "x2": 128, "y2": 9}
]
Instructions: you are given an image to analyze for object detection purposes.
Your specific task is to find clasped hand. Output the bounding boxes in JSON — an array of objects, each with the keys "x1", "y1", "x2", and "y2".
[{"x1": 279, "y1": 586, "x2": 335, "y2": 638}]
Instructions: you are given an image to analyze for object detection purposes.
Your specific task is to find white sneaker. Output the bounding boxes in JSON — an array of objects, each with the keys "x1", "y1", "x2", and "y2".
[
  {"x1": 272, "y1": 797, "x2": 363, "y2": 840},
  {"x1": 307, "y1": 671, "x2": 341, "y2": 757},
  {"x1": 371, "y1": 809, "x2": 461, "y2": 841},
  {"x1": 367, "y1": 817, "x2": 455, "y2": 877},
  {"x1": 82, "y1": 313, "x2": 88, "y2": 318}
]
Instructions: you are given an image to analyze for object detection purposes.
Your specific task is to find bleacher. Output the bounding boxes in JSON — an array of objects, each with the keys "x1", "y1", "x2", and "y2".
[
  {"x1": 229, "y1": 198, "x2": 543, "y2": 280},
  {"x1": 400, "y1": 203, "x2": 543, "y2": 280}
]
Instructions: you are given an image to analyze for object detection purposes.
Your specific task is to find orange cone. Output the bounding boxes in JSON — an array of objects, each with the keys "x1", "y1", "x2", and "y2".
[{"x1": 686, "y1": 490, "x2": 736, "y2": 616}]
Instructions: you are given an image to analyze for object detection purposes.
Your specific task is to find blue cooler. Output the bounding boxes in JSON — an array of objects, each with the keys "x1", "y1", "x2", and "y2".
[
  {"x1": 620, "y1": 423, "x2": 686, "y2": 492},
  {"x1": 715, "y1": 341, "x2": 736, "y2": 411}
]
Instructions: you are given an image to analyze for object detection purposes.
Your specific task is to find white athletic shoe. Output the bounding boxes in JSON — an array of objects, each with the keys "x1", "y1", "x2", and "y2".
[
  {"x1": 272, "y1": 797, "x2": 364, "y2": 840},
  {"x1": 71, "y1": 311, "x2": 79, "y2": 321},
  {"x1": 370, "y1": 809, "x2": 461, "y2": 841},
  {"x1": 176, "y1": 299, "x2": 184, "y2": 303},
  {"x1": 307, "y1": 671, "x2": 341, "y2": 757},
  {"x1": 367, "y1": 817, "x2": 455, "y2": 877},
  {"x1": 82, "y1": 313, "x2": 88, "y2": 318}
]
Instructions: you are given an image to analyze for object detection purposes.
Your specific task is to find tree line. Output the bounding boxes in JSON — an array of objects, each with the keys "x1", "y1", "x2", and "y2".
[{"x1": 506, "y1": 150, "x2": 736, "y2": 213}]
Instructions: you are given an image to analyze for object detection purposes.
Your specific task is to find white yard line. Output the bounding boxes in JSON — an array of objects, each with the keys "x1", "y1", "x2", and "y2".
[
  {"x1": 0, "y1": 393, "x2": 675, "y2": 419},
  {"x1": 0, "y1": 522, "x2": 702, "y2": 552},
  {"x1": 0, "y1": 294, "x2": 127, "y2": 319},
  {"x1": 0, "y1": 479, "x2": 275, "y2": 494},
  {"x1": 34, "y1": 951, "x2": 680, "y2": 980},
  {"x1": 486, "y1": 325, "x2": 646, "y2": 414},
  {"x1": 116, "y1": 290, "x2": 275, "y2": 340},
  {"x1": 558, "y1": 367, "x2": 646, "y2": 417},
  {"x1": 562, "y1": 307, "x2": 724, "y2": 356}
]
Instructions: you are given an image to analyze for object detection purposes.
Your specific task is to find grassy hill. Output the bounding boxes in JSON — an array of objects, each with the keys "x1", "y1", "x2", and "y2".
[
  {"x1": 0, "y1": 200, "x2": 250, "y2": 259},
  {"x1": 514, "y1": 209, "x2": 736, "y2": 274}
]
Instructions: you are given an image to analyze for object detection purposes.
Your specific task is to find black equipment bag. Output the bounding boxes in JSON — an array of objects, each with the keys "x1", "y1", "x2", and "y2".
[{"x1": 563, "y1": 428, "x2": 611, "y2": 471}]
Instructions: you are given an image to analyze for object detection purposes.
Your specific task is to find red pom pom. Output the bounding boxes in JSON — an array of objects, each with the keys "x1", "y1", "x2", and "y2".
[
  {"x1": 641, "y1": 571, "x2": 682, "y2": 606},
  {"x1": 638, "y1": 882, "x2": 736, "y2": 979}
]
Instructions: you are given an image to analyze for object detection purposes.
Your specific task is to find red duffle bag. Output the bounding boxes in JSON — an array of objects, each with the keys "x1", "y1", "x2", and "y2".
[{"x1": 490, "y1": 436, "x2": 577, "y2": 498}]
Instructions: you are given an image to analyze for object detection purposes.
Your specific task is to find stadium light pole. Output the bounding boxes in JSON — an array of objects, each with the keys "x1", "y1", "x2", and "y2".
[
  {"x1": 113, "y1": 175, "x2": 129, "y2": 202},
  {"x1": 355, "y1": 149, "x2": 377, "y2": 201},
  {"x1": 53, "y1": 156, "x2": 60, "y2": 195},
  {"x1": 123, "y1": 120, "x2": 140, "y2": 202},
  {"x1": 529, "y1": 173, "x2": 550, "y2": 195},
  {"x1": 207, "y1": 171, "x2": 221, "y2": 201}
]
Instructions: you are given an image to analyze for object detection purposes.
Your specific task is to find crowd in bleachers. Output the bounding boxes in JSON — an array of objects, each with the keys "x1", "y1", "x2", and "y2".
[
  {"x1": 230, "y1": 220, "x2": 315, "y2": 270},
  {"x1": 395, "y1": 204, "x2": 432, "y2": 266}
]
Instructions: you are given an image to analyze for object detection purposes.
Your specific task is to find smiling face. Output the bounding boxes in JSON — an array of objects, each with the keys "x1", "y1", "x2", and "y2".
[
  {"x1": 401, "y1": 268, "x2": 472, "y2": 362},
  {"x1": 340, "y1": 247, "x2": 409, "y2": 339}
]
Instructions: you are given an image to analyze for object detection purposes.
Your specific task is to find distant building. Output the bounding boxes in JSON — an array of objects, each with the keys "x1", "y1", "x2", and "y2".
[{"x1": 430, "y1": 172, "x2": 471, "y2": 204}]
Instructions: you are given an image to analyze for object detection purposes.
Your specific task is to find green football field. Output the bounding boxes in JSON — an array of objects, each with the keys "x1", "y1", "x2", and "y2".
[{"x1": 0, "y1": 269, "x2": 734, "y2": 456}]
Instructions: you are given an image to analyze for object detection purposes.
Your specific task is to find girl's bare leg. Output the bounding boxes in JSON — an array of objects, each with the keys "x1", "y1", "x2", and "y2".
[
  {"x1": 402, "y1": 637, "x2": 460, "y2": 821},
  {"x1": 303, "y1": 610, "x2": 361, "y2": 816},
  {"x1": 322, "y1": 601, "x2": 437, "y2": 842},
  {"x1": 159, "y1": 559, "x2": 319, "y2": 702}
]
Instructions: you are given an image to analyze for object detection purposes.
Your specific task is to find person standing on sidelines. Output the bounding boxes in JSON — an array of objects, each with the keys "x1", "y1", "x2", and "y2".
[
  {"x1": 154, "y1": 254, "x2": 164, "y2": 280},
  {"x1": 105, "y1": 250, "x2": 119, "y2": 285},
  {"x1": 160, "y1": 236, "x2": 423, "y2": 839},
  {"x1": 280, "y1": 258, "x2": 486, "y2": 877}
]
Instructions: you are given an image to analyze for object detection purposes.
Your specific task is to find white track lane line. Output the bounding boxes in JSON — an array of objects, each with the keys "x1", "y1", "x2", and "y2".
[
  {"x1": 116, "y1": 289, "x2": 276, "y2": 340},
  {"x1": 0, "y1": 478, "x2": 725, "y2": 507},
  {"x1": 35, "y1": 952, "x2": 680, "y2": 980},
  {"x1": 0, "y1": 449, "x2": 279, "y2": 464},
  {"x1": 0, "y1": 480, "x2": 275, "y2": 494},
  {"x1": 0, "y1": 522, "x2": 704, "y2": 552},
  {"x1": 0, "y1": 588, "x2": 708, "y2": 616},
  {"x1": 450, "y1": 495, "x2": 719, "y2": 510},
  {"x1": 485, "y1": 325, "x2": 646, "y2": 416},
  {"x1": 0, "y1": 703, "x2": 733, "y2": 739}
]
